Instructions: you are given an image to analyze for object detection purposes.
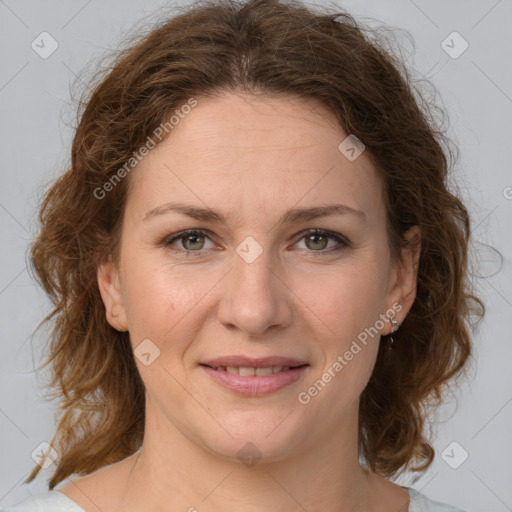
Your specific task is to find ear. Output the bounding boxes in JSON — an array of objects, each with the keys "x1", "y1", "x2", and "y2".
[
  {"x1": 384, "y1": 225, "x2": 421, "y2": 334},
  {"x1": 97, "y1": 258, "x2": 128, "y2": 332}
]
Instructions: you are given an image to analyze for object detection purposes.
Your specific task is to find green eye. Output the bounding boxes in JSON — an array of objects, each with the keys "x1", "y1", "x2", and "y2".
[
  {"x1": 180, "y1": 233, "x2": 206, "y2": 251},
  {"x1": 295, "y1": 229, "x2": 349, "y2": 252},
  {"x1": 305, "y1": 232, "x2": 329, "y2": 250},
  {"x1": 164, "y1": 230, "x2": 215, "y2": 254}
]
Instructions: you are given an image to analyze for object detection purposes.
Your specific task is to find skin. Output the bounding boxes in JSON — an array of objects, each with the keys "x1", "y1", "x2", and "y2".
[{"x1": 58, "y1": 92, "x2": 420, "y2": 512}]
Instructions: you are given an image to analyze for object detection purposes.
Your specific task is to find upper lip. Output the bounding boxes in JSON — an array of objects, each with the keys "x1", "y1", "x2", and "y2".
[{"x1": 200, "y1": 356, "x2": 309, "y2": 368}]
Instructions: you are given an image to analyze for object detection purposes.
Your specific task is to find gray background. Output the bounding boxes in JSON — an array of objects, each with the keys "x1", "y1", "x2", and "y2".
[{"x1": 1, "y1": 0, "x2": 511, "y2": 510}]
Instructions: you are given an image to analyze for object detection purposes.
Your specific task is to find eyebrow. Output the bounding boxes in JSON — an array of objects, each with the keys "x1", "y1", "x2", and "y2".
[{"x1": 143, "y1": 201, "x2": 366, "y2": 224}]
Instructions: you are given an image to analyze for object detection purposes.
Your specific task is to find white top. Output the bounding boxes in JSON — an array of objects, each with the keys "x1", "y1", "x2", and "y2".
[{"x1": 1, "y1": 486, "x2": 467, "y2": 511}]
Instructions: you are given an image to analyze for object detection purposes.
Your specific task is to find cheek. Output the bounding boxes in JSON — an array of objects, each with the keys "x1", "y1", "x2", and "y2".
[
  {"x1": 295, "y1": 258, "x2": 388, "y2": 391},
  {"x1": 120, "y1": 251, "x2": 219, "y2": 353},
  {"x1": 298, "y1": 260, "x2": 388, "y2": 340},
  {"x1": 296, "y1": 265, "x2": 387, "y2": 412},
  {"x1": 120, "y1": 256, "x2": 184, "y2": 339}
]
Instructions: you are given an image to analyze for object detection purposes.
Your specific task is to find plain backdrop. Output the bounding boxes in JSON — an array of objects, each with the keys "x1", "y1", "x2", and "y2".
[{"x1": 0, "y1": 1, "x2": 511, "y2": 510}]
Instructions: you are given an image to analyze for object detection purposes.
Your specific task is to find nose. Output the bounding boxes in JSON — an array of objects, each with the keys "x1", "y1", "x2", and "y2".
[{"x1": 217, "y1": 243, "x2": 293, "y2": 338}]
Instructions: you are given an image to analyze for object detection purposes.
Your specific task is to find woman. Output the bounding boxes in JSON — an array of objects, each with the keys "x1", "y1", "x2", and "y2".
[{"x1": 3, "y1": 0, "x2": 483, "y2": 510}]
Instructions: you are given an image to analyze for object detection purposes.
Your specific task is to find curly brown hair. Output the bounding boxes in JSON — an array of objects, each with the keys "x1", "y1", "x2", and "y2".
[{"x1": 26, "y1": 0, "x2": 483, "y2": 490}]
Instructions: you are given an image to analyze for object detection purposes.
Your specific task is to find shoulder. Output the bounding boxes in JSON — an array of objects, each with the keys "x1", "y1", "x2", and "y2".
[
  {"x1": 0, "y1": 491, "x2": 85, "y2": 512},
  {"x1": 404, "y1": 486, "x2": 468, "y2": 512}
]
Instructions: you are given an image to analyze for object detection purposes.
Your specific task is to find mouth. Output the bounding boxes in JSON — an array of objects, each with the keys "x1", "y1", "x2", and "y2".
[
  {"x1": 200, "y1": 364, "x2": 308, "y2": 376},
  {"x1": 199, "y1": 359, "x2": 310, "y2": 396}
]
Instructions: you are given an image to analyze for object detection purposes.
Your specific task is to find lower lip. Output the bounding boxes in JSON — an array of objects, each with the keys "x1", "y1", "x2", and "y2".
[{"x1": 200, "y1": 365, "x2": 309, "y2": 396}]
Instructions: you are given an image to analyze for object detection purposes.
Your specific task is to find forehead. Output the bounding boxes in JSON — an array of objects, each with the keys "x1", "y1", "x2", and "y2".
[{"x1": 126, "y1": 92, "x2": 384, "y2": 225}]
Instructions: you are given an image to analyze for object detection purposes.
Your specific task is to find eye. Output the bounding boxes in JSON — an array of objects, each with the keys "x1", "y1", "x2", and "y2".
[
  {"x1": 293, "y1": 229, "x2": 349, "y2": 253},
  {"x1": 163, "y1": 230, "x2": 216, "y2": 254}
]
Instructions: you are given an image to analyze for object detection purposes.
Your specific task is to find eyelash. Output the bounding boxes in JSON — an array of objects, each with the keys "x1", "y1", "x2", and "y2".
[{"x1": 162, "y1": 228, "x2": 349, "y2": 257}]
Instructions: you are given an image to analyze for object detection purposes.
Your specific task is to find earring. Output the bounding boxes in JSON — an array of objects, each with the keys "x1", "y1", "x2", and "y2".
[{"x1": 388, "y1": 318, "x2": 400, "y2": 349}]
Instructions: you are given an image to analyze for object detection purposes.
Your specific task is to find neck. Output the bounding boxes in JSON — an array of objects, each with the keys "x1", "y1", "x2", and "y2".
[{"x1": 116, "y1": 400, "x2": 376, "y2": 512}]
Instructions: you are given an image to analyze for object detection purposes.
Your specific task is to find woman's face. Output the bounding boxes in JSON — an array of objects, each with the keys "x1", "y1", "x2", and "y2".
[{"x1": 98, "y1": 92, "x2": 419, "y2": 463}]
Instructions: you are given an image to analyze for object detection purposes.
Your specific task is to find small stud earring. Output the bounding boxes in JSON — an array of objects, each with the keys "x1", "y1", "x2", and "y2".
[{"x1": 388, "y1": 318, "x2": 400, "y2": 349}]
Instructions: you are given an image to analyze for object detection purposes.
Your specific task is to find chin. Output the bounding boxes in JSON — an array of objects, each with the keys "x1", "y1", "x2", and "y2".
[{"x1": 196, "y1": 412, "x2": 308, "y2": 465}]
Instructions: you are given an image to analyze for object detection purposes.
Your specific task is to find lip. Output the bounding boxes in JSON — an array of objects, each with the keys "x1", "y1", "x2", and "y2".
[
  {"x1": 200, "y1": 355, "x2": 308, "y2": 368},
  {"x1": 201, "y1": 366, "x2": 309, "y2": 396}
]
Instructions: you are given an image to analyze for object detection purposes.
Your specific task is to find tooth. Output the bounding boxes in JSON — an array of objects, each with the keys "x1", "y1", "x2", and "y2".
[
  {"x1": 213, "y1": 366, "x2": 295, "y2": 376},
  {"x1": 255, "y1": 367, "x2": 274, "y2": 376},
  {"x1": 238, "y1": 367, "x2": 256, "y2": 376}
]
